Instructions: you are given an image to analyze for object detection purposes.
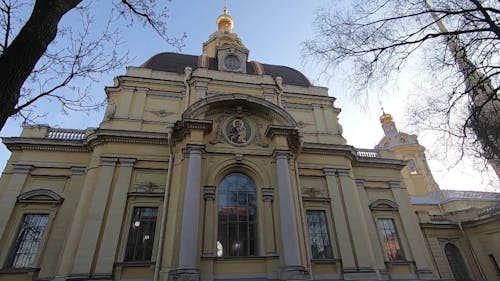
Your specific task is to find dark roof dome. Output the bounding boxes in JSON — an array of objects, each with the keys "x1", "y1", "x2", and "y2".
[{"x1": 140, "y1": 52, "x2": 311, "y2": 87}]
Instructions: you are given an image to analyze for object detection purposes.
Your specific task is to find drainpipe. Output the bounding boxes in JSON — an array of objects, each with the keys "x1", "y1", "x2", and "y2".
[
  {"x1": 183, "y1": 67, "x2": 193, "y2": 110},
  {"x1": 154, "y1": 126, "x2": 175, "y2": 281}
]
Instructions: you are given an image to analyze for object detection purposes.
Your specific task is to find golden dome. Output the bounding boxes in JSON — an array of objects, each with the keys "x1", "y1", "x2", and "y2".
[
  {"x1": 379, "y1": 112, "x2": 393, "y2": 124},
  {"x1": 216, "y1": 7, "x2": 234, "y2": 32}
]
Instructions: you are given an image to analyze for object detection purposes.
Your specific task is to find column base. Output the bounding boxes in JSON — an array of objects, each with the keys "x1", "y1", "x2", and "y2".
[
  {"x1": 279, "y1": 265, "x2": 307, "y2": 281},
  {"x1": 416, "y1": 268, "x2": 436, "y2": 280},
  {"x1": 342, "y1": 268, "x2": 378, "y2": 280},
  {"x1": 170, "y1": 268, "x2": 200, "y2": 281}
]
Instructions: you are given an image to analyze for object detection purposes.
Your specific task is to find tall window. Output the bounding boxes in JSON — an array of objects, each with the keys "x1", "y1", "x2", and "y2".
[
  {"x1": 217, "y1": 172, "x2": 257, "y2": 256},
  {"x1": 124, "y1": 207, "x2": 158, "y2": 261},
  {"x1": 377, "y1": 218, "x2": 404, "y2": 261},
  {"x1": 306, "y1": 210, "x2": 333, "y2": 259},
  {"x1": 445, "y1": 243, "x2": 472, "y2": 281},
  {"x1": 8, "y1": 214, "x2": 49, "y2": 268}
]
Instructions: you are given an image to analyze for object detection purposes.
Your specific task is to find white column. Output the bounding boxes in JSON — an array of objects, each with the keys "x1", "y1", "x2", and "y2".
[
  {"x1": 275, "y1": 151, "x2": 307, "y2": 281},
  {"x1": 177, "y1": 146, "x2": 203, "y2": 280}
]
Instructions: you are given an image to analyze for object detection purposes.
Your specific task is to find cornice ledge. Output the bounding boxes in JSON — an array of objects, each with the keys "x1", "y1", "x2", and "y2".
[
  {"x1": 354, "y1": 157, "x2": 406, "y2": 170},
  {"x1": 86, "y1": 129, "x2": 169, "y2": 149},
  {"x1": 301, "y1": 142, "x2": 356, "y2": 159},
  {"x1": 2, "y1": 137, "x2": 89, "y2": 152}
]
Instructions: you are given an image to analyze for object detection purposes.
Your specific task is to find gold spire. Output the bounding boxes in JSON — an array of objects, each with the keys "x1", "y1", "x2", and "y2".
[{"x1": 216, "y1": 0, "x2": 234, "y2": 32}]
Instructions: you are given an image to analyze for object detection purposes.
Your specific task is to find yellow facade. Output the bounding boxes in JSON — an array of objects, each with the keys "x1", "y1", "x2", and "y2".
[{"x1": 0, "y1": 9, "x2": 498, "y2": 281}]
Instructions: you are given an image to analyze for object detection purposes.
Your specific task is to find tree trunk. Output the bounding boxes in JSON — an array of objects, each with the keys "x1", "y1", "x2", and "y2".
[{"x1": 0, "y1": 0, "x2": 82, "y2": 130}]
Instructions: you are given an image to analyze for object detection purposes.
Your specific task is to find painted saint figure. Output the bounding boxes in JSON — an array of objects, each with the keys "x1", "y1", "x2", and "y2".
[{"x1": 229, "y1": 119, "x2": 247, "y2": 144}]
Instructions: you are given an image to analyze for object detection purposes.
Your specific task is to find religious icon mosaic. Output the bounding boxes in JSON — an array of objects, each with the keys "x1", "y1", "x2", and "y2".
[{"x1": 224, "y1": 117, "x2": 253, "y2": 146}]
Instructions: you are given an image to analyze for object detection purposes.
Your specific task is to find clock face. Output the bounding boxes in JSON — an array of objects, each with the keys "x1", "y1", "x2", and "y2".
[{"x1": 224, "y1": 55, "x2": 241, "y2": 70}]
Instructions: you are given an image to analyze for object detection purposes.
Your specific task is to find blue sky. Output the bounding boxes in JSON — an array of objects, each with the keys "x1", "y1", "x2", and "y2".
[{"x1": 0, "y1": 0, "x2": 496, "y2": 191}]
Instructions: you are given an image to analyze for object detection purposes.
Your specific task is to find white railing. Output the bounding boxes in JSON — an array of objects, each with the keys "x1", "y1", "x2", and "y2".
[
  {"x1": 356, "y1": 149, "x2": 379, "y2": 158},
  {"x1": 47, "y1": 128, "x2": 86, "y2": 140}
]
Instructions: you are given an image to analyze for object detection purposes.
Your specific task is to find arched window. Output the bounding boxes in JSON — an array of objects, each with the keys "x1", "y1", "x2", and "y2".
[
  {"x1": 445, "y1": 243, "x2": 472, "y2": 281},
  {"x1": 217, "y1": 172, "x2": 257, "y2": 256}
]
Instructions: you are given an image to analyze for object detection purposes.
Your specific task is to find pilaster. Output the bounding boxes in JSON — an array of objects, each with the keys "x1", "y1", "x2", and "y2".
[
  {"x1": 355, "y1": 179, "x2": 386, "y2": 271},
  {"x1": 389, "y1": 180, "x2": 435, "y2": 280},
  {"x1": 95, "y1": 158, "x2": 136, "y2": 275},
  {"x1": 0, "y1": 164, "x2": 32, "y2": 241},
  {"x1": 262, "y1": 187, "x2": 276, "y2": 255},
  {"x1": 336, "y1": 169, "x2": 375, "y2": 272},
  {"x1": 323, "y1": 168, "x2": 356, "y2": 270},
  {"x1": 72, "y1": 157, "x2": 118, "y2": 275},
  {"x1": 202, "y1": 185, "x2": 216, "y2": 256}
]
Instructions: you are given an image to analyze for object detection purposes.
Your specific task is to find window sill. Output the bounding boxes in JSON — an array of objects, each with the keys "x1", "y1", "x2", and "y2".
[
  {"x1": 114, "y1": 261, "x2": 155, "y2": 268},
  {"x1": 311, "y1": 258, "x2": 341, "y2": 264},
  {"x1": 0, "y1": 267, "x2": 40, "y2": 273},
  {"x1": 202, "y1": 255, "x2": 279, "y2": 261},
  {"x1": 384, "y1": 260, "x2": 414, "y2": 265}
]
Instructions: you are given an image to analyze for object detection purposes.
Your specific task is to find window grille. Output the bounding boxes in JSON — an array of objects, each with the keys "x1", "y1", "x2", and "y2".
[
  {"x1": 8, "y1": 214, "x2": 49, "y2": 268},
  {"x1": 377, "y1": 218, "x2": 404, "y2": 261},
  {"x1": 217, "y1": 172, "x2": 257, "y2": 256},
  {"x1": 445, "y1": 243, "x2": 472, "y2": 281},
  {"x1": 124, "y1": 207, "x2": 158, "y2": 261},
  {"x1": 306, "y1": 210, "x2": 333, "y2": 259}
]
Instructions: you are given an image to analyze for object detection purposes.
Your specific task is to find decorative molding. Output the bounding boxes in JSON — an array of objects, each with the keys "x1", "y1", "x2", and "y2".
[
  {"x1": 17, "y1": 189, "x2": 64, "y2": 204},
  {"x1": 133, "y1": 181, "x2": 162, "y2": 193},
  {"x1": 182, "y1": 93, "x2": 298, "y2": 127},
  {"x1": 369, "y1": 199, "x2": 399, "y2": 211}
]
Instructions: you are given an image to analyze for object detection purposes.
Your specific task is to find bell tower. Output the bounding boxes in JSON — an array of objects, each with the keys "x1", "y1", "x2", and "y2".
[{"x1": 376, "y1": 111, "x2": 440, "y2": 196}]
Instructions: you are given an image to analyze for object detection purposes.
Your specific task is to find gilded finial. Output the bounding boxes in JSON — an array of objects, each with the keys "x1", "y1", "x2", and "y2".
[
  {"x1": 217, "y1": 0, "x2": 234, "y2": 32},
  {"x1": 379, "y1": 105, "x2": 393, "y2": 124}
]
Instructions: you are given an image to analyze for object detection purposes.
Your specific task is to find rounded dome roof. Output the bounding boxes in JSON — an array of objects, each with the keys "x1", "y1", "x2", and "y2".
[{"x1": 140, "y1": 52, "x2": 311, "y2": 87}]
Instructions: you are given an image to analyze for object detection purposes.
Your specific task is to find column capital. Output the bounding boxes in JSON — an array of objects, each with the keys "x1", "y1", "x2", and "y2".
[
  {"x1": 203, "y1": 186, "x2": 216, "y2": 200},
  {"x1": 337, "y1": 168, "x2": 351, "y2": 177},
  {"x1": 119, "y1": 158, "x2": 136, "y2": 167},
  {"x1": 100, "y1": 157, "x2": 118, "y2": 166},
  {"x1": 273, "y1": 150, "x2": 291, "y2": 160},
  {"x1": 323, "y1": 168, "x2": 337, "y2": 176},
  {"x1": 262, "y1": 188, "x2": 274, "y2": 202},
  {"x1": 12, "y1": 164, "x2": 32, "y2": 174},
  {"x1": 184, "y1": 144, "x2": 205, "y2": 157},
  {"x1": 71, "y1": 166, "x2": 87, "y2": 175},
  {"x1": 355, "y1": 179, "x2": 365, "y2": 187},
  {"x1": 387, "y1": 180, "x2": 402, "y2": 189}
]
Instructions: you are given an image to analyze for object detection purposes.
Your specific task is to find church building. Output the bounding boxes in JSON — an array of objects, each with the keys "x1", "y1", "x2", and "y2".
[{"x1": 0, "y1": 7, "x2": 498, "y2": 281}]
